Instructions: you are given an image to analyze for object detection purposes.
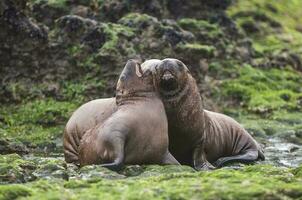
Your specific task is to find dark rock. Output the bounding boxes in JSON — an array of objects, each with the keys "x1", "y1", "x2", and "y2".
[
  {"x1": 81, "y1": 26, "x2": 106, "y2": 51},
  {"x1": 0, "y1": 139, "x2": 29, "y2": 155},
  {"x1": 55, "y1": 15, "x2": 97, "y2": 44},
  {"x1": 31, "y1": 0, "x2": 70, "y2": 27}
]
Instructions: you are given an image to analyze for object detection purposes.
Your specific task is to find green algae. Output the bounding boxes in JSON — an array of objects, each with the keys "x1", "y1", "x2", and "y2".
[
  {"x1": 96, "y1": 23, "x2": 136, "y2": 64},
  {"x1": 118, "y1": 13, "x2": 159, "y2": 29},
  {"x1": 30, "y1": 0, "x2": 68, "y2": 9},
  {"x1": 215, "y1": 64, "x2": 302, "y2": 114},
  {"x1": 227, "y1": 0, "x2": 302, "y2": 55},
  {"x1": 176, "y1": 43, "x2": 215, "y2": 58},
  {"x1": 0, "y1": 154, "x2": 36, "y2": 184},
  {"x1": 0, "y1": 99, "x2": 77, "y2": 148},
  {"x1": 177, "y1": 18, "x2": 223, "y2": 41},
  {"x1": 0, "y1": 185, "x2": 32, "y2": 200},
  {"x1": 1, "y1": 155, "x2": 302, "y2": 200},
  {"x1": 0, "y1": 164, "x2": 301, "y2": 200}
]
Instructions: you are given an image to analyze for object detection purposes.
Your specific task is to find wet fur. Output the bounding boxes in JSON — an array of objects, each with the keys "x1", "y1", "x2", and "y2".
[{"x1": 151, "y1": 58, "x2": 264, "y2": 169}]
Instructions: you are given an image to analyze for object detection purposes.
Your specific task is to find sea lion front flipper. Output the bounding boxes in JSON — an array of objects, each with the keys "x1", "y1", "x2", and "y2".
[
  {"x1": 213, "y1": 150, "x2": 259, "y2": 168},
  {"x1": 100, "y1": 134, "x2": 125, "y2": 171},
  {"x1": 162, "y1": 151, "x2": 180, "y2": 165},
  {"x1": 193, "y1": 144, "x2": 215, "y2": 171},
  {"x1": 100, "y1": 160, "x2": 124, "y2": 171}
]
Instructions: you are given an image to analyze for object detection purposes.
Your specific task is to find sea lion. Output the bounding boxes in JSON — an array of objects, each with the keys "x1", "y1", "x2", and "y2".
[
  {"x1": 78, "y1": 60, "x2": 179, "y2": 169},
  {"x1": 63, "y1": 98, "x2": 117, "y2": 164},
  {"x1": 63, "y1": 60, "x2": 159, "y2": 164},
  {"x1": 147, "y1": 58, "x2": 264, "y2": 170}
]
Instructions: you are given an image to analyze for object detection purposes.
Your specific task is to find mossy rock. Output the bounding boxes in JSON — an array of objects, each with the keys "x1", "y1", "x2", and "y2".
[
  {"x1": 178, "y1": 18, "x2": 223, "y2": 41},
  {"x1": 1, "y1": 164, "x2": 301, "y2": 199},
  {"x1": 31, "y1": 157, "x2": 68, "y2": 180},
  {"x1": 215, "y1": 64, "x2": 302, "y2": 114},
  {"x1": 0, "y1": 184, "x2": 32, "y2": 200},
  {"x1": 176, "y1": 43, "x2": 216, "y2": 59},
  {"x1": 78, "y1": 165, "x2": 126, "y2": 180},
  {"x1": 0, "y1": 99, "x2": 77, "y2": 149},
  {"x1": 118, "y1": 13, "x2": 159, "y2": 30},
  {"x1": 0, "y1": 154, "x2": 36, "y2": 184},
  {"x1": 292, "y1": 165, "x2": 302, "y2": 178},
  {"x1": 30, "y1": 0, "x2": 70, "y2": 27}
]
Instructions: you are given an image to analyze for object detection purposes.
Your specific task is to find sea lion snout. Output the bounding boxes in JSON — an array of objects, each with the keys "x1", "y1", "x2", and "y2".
[
  {"x1": 162, "y1": 70, "x2": 174, "y2": 80},
  {"x1": 160, "y1": 70, "x2": 178, "y2": 91}
]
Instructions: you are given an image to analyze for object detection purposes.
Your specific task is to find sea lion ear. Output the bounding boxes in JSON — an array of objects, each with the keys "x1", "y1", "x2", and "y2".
[{"x1": 135, "y1": 63, "x2": 143, "y2": 77}]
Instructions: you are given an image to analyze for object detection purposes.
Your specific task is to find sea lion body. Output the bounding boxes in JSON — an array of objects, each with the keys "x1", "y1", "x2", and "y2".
[
  {"x1": 63, "y1": 60, "x2": 160, "y2": 165},
  {"x1": 77, "y1": 60, "x2": 179, "y2": 168},
  {"x1": 63, "y1": 98, "x2": 117, "y2": 164},
  {"x1": 152, "y1": 58, "x2": 264, "y2": 169},
  {"x1": 79, "y1": 97, "x2": 176, "y2": 167},
  {"x1": 203, "y1": 110, "x2": 261, "y2": 164}
]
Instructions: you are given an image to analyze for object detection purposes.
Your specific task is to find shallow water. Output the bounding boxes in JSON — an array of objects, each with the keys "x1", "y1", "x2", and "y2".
[{"x1": 263, "y1": 137, "x2": 302, "y2": 168}]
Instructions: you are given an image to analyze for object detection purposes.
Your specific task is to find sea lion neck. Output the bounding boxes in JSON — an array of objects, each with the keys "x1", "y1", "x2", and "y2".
[
  {"x1": 162, "y1": 74, "x2": 203, "y2": 113},
  {"x1": 164, "y1": 74, "x2": 205, "y2": 136},
  {"x1": 116, "y1": 91, "x2": 157, "y2": 106}
]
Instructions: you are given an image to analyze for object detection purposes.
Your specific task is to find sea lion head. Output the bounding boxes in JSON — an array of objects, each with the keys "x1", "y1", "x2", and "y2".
[
  {"x1": 116, "y1": 59, "x2": 154, "y2": 102},
  {"x1": 154, "y1": 58, "x2": 189, "y2": 98}
]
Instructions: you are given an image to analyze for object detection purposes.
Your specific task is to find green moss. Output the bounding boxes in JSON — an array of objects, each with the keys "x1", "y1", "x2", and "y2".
[
  {"x1": 178, "y1": 18, "x2": 222, "y2": 38},
  {"x1": 30, "y1": 0, "x2": 68, "y2": 8},
  {"x1": 292, "y1": 165, "x2": 302, "y2": 178},
  {"x1": 176, "y1": 43, "x2": 215, "y2": 58},
  {"x1": 217, "y1": 64, "x2": 302, "y2": 113},
  {"x1": 1, "y1": 164, "x2": 301, "y2": 200},
  {"x1": 96, "y1": 23, "x2": 136, "y2": 63},
  {"x1": 118, "y1": 13, "x2": 158, "y2": 29},
  {"x1": 0, "y1": 99, "x2": 77, "y2": 147},
  {"x1": 0, "y1": 185, "x2": 32, "y2": 200},
  {"x1": 0, "y1": 154, "x2": 36, "y2": 184},
  {"x1": 227, "y1": 0, "x2": 302, "y2": 55}
]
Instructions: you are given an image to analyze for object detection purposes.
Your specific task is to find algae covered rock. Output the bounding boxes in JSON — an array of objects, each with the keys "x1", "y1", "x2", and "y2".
[
  {"x1": 31, "y1": 157, "x2": 68, "y2": 180},
  {"x1": 1, "y1": 164, "x2": 301, "y2": 200},
  {"x1": 0, "y1": 154, "x2": 36, "y2": 184},
  {"x1": 77, "y1": 165, "x2": 126, "y2": 180},
  {"x1": 0, "y1": 184, "x2": 32, "y2": 200}
]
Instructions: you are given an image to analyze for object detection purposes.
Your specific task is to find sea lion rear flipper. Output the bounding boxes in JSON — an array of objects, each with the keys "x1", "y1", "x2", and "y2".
[
  {"x1": 213, "y1": 150, "x2": 259, "y2": 168},
  {"x1": 162, "y1": 151, "x2": 180, "y2": 165}
]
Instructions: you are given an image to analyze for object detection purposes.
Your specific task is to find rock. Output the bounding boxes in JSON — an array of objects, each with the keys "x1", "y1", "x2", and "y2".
[
  {"x1": 31, "y1": 0, "x2": 70, "y2": 27},
  {"x1": 77, "y1": 165, "x2": 126, "y2": 180},
  {"x1": 0, "y1": 139, "x2": 29, "y2": 155},
  {"x1": 139, "y1": 165, "x2": 196, "y2": 177},
  {"x1": 0, "y1": 154, "x2": 36, "y2": 183},
  {"x1": 55, "y1": 15, "x2": 98, "y2": 44}
]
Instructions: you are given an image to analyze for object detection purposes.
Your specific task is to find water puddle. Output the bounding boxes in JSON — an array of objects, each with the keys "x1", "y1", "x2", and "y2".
[{"x1": 263, "y1": 137, "x2": 302, "y2": 167}]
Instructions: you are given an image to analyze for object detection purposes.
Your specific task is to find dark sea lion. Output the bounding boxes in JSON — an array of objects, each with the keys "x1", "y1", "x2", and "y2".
[
  {"x1": 78, "y1": 60, "x2": 179, "y2": 169},
  {"x1": 147, "y1": 58, "x2": 264, "y2": 170},
  {"x1": 63, "y1": 60, "x2": 159, "y2": 164}
]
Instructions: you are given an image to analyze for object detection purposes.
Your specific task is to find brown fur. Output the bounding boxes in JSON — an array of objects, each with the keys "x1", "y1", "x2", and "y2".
[
  {"x1": 63, "y1": 60, "x2": 159, "y2": 165},
  {"x1": 63, "y1": 98, "x2": 117, "y2": 164},
  {"x1": 148, "y1": 58, "x2": 264, "y2": 169},
  {"x1": 78, "y1": 60, "x2": 179, "y2": 168}
]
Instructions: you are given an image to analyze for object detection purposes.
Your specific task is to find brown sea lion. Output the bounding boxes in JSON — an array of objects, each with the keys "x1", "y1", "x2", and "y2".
[
  {"x1": 63, "y1": 98, "x2": 117, "y2": 164},
  {"x1": 146, "y1": 58, "x2": 264, "y2": 170},
  {"x1": 78, "y1": 60, "x2": 179, "y2": 169},
  {"x1": 63, "y1": 60, "x2": 159, "y2": 164}
]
